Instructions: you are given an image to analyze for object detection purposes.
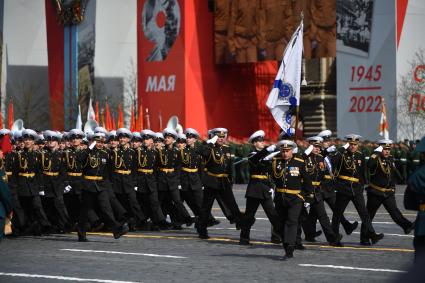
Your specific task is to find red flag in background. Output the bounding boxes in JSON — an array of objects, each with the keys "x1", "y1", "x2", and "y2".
[
  {"x1": 137, "y1": 104, "x2": 144, "y2": 131},
  {"x1": 130, "y1": 105, "x2": 135, "y2": 131},
  {"x1": 105, "y1": 101, "x2": 112, "y2": 131},
  {"x1": 95, "y1": 101, "x2": 99, "y2": 122},
  {"x1": 0, "y1": 134, "x2": 12, "y2": 154},
  {"x1": 117, "y1": 103, "x2": 124, "y2": 128},
  {"x1": 7, "y1": 100, "x2": 13, "y2": 130}
]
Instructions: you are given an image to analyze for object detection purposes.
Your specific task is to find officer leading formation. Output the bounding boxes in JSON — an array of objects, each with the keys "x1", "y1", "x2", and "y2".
[{"x1": 0, "y1": 126, "x2": 419, "y2": 259}]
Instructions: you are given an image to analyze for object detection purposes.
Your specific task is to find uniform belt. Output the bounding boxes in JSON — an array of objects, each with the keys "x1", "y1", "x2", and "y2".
[
  {"x1": 370, "y1": 183, "x2": 394, "y2": 193},
  {"x1": 5, "y1": 171, "x2": 12, "y2": 176},
  {"x1": 420, "y1": 203, "x2": 425, "y2": 212},
  {"x1": 338, "y1": 175, "x2": 359, "y2": 183},
  {"x1": 275, "y1": 188, "x2": 304, "y2": 201},
  {"x1": 160, "y1": 168, "x2": 175, "y2": 173},
  {"x1": 84, "y1": 175, "x2": 103, "y2": 181},
  {"x1": 251, "y1": 175, "x2": 268, "y2": 180},
  {"x1": 312, "y1": 181, "x2": 321, "y2": 186},
  {"x1": 18, "y1": 172, "x2": 35, "y2": 178},
  {"x1": 138, "y1": 168, "x2": 154, "y2": 174},
  {"x1": 43, "y1": 171, "x2": 59, "y2": 176},
  {"x1": 182, "y1": 167, "x2": 198, "y2": 173},
  {"x1": 67, "y1": 172, "x2": 83, "y2": 177},
  {"x1": 324, "y1": 175, "x2": 332, "y2": 180},
  {"x1": 206, "y1": 171, "x2": 229, "y2": 178},
  {"x1": 114, "y1": 169, "x2": 132, "y2": 175}
]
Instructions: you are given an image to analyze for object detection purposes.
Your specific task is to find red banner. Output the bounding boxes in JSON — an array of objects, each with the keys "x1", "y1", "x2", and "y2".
[{"x1": 138, "y1": 0, "x2": 185, "y2": 131}]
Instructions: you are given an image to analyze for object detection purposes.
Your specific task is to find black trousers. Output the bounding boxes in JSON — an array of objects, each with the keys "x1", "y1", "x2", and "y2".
[
  {"x1": 79, "y1": 190, "x2": 119, "y2": 232},
  {"x1": 158, "y1": 189, "x2": 191, "y2": 223},
  {"x1": 107, "y1": 189, "x2": 127, "y2": 223},
  {"x1": 137, "y1": 190, "x2": 165, "y2": 224},
  {"x1": 414, "y1": 235, "x2": 425, "y2": 262},
  {"x1": 332, "y1": 192, "x2": 375, "y2": 241},
  {"x1": 366, "y1": 193, "x2": 412, "y2": 231},
  {"x1": 274, "y1": 194, "x2": 303, "y2": 246},
  {"x1": 240, "y1": 196, "x2": 281, "y2": 240},
  {"x1": 180, "y1": 190, "x2": 203, "y2": 216},
  {"x1": 10, "y1": 193, "x2": 26, "y2": 232},
  {"x1": 116, "y1": 190, "x2": 146, "y2": 224},
  {"x1": 303, "y1": 199, "x2": 337, "y2": 242},
  {"x1": 305, "y1": 191, "x2": 353, "y2": 235},
  {"x1": 19, "y1": 195, "x2": 51, "y2": 229},
  {"x1": 41, "y1": 195, "x2": 70, "y2": 230},
  {"x1": 198, "y1": 186, "x2": 241, "y2": 230}
]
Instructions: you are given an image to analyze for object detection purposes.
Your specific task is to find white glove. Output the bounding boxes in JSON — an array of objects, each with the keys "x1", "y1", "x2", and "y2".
[
  {"x1": 89, "y1": 141, "x2": 96, "y2": 150},
  {"x1": 343, "y1": 143, "x2": 350, "y2": 149},
  {"x1": 64, "y1": 185, "x2": 72, "y2": 193},
  {"x1": 304, "y1": 145, "x2": 314, "y2": 156},
  {"x1": 269, "y1": 188, "x2": 275, "y2": 199},
  {"x1": 266, "y1": 144, "x2": 276, "y2": 152},
  {"x1": 374, "y1": 146, "x2": 383, "y2": 152},
  {"x1": 134, "y1": 187, "x2": 138, "y2": 191},
  {"x1": 304, "y1": 202, "x2": 310, "y2": 208},
  {"x1": 201, "y1": 186, "x2": 204, "y2": 190},
  {"x1": 264, "y1": 151, "x2": 280, "y2": 161},
  {"x1": 207, "y1": 135, "x2": 218, "y2": 144},
  {"x1": 39, "y1": 191, "x2": 45, "y2": 196},
  {"x1": 178, "y1": 185, "x2": 182, "y2": 190},
  {"x1": 326, "y1": 145, "x2": 336, "y2": 153}
]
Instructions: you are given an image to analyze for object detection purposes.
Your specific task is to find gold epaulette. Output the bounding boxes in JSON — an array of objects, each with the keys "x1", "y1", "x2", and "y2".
[
  {"x1": 222, "y1": 144, "x2": 229, "y2": 147},
  {"x1": 294, "y1": 157, "x2": 305, "y2": 163},
  {"x1": 370, "y1": 154, "x2": 377, "y2": 159}
]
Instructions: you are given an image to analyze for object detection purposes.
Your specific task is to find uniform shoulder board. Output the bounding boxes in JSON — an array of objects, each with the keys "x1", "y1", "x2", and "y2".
[
  {"x1": 317, "y1": 153, "x2": 323, "y2": 157},
  {"x1": 100, "y1": 149, "x2": 109, "y2": 154},
  {"x1": 294, "y1": 157, "x2": 305, "y2": 163},
  {"x1": 222, "y1": 144, "x2": 229, "y2": 147},
  {"x1": 370, "y1": 154, "x2": 377, "y2": 159}
]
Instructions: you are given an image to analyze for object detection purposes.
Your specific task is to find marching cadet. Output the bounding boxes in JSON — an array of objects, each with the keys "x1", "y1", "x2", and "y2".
[
  {"x1": 366, "y1": 139, "x2": 414, "y2": 236},
  {"x1": 12, "y1": 129, "x2": 51, "y2": 235},
  {"x1": 331, "y1": 134, "x2": 384, "y2": 246},
  {"x1": 131, "y1": 132, "x2": 143, "y2": 150},
  {"x1": 176, "y1": 133, "x2": 186, "y2": 150},
  {"x1": 107, "y1": 131, "x2": 119, "y2": 149},
  {"x1": 196, "y1": 128, "x2": 242, "y2": 239},
  {"x1": 39, "y1": 130, "x2": 70, "y2": 233},
  {"x1": 157, "y1": 128, "x2": 193, "y2": 227},
  {"x1": 78, "y1": 132, "x2": 129, "y2": 242},
  {"x1": 135, "y1": 129, "x2": 166, "y2": 230},
  {"x1": 301, "y1": 136, "x2": 342, "y2": 246},
  {"x1": 111, "y1": 128, "x2": 147, "y2": 230},
  {"x1": 179, "y1": 128, "x2": 204, "y2": 221},
  {"x1": 239, "y1": 130, "x2": 281, "y2": 246},
  {"x1": 305, "y1": 130, "x2": 358, "y2": 242},
  {"x1": 154, "y1": 132, "x2": 165, "y2": 150}
]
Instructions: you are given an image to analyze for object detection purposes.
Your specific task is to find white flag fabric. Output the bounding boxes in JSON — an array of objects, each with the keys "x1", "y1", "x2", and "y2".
[
  {"x1": 76, "y1": 105, "x2": 83, "y2": 130},
  {"x1": 266, "y1": 22, "x2": 303, "y2": 134},
  {"x1": 87, "y1": 97, "x2": 96, "y2": 121}
]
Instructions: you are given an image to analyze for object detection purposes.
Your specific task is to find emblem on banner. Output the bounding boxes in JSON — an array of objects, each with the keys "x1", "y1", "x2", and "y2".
[{"x1": 52, "y1": 0, "x2": 89, "y2": 25}]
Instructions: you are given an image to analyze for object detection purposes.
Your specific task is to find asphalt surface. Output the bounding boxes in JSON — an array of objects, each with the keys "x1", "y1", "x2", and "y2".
[{"x1": 0, "y1": 185, "x2": 417, "y2": 283}]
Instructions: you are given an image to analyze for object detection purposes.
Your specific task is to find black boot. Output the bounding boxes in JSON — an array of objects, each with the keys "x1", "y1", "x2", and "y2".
[
  {"x1": 239, "y1": 228, "x2": 251, "y2": 245},
  {"x1": 197, "y1": 226, "x2": 209, "y2": 239},
  {"x1": 283, "y1": 244, "x2": 295, "y2": 259},
  {"x1": 404, "y1": 221, "x2": 415, "y2": 235},
  {"x1": 113, "y1": 223, "x2": 129, "y2": 239},
  {"x1": 370, "y1": 233, "x2": 384, "y2": 245},
  {"x1": 345, "y1": 221, "x2": 359, "y2": 235}
]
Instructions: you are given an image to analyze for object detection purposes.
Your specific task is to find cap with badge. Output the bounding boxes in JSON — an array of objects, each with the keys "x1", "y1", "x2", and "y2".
[
  {"x1": 318, "y1": 130, "x2": 332, "y2": 141},
  {"x1": 184, "y1": 128, "x2": 200, "y2": 139},
  {"x1": 307, "y1": 136, "x2": 323, "y2": 147},
  {"x1": 70, "y1": 129, "x2": 85, "y2": 139},
  {"x1": 377, "y1": 139, "x2": 393, "y2": 149},
  {"x1": 116, "y1": 128, "x2": 132, "y2": 138},
  {"x1": 141, "y1": 129, "x2": 156, "y2": 139},
  {"x1": 94, "y1": 126, "x2": 107, "y2": 134},
  {"x1": 155, "y1": 132, "x2": 164, "y2": 142},
  {"x1": 36, "y1": 134, "x2": 45, "y2": 145},
  {"x1": 345, "y1": 134, "x2": 362, "y2": 144},
  {"x1": 276, "y1": 139, "x2": 296, "y2": 150},
  {"x1": 13, "y1": 131, "x2": 23, "y2": 141},
  {"x1": 93, "y1": 132, "x2": 106, "y2": 142},
  {"x1": 106, "y1": 130, "x2": 117, "y2": 142},
  {"x1": 22, "y1": 129, "x2": 38, "y2": 140},
  {"x1": 176, "y1": 133, "x2": 187, "y2": 143},
  {"x1": 43, "y1": 130, "x2": 60, "y2": 141},
  {"x1": 132, "y1": 132, "x2": 142, "y2": 142},
  {"x1": 248, "y1": 130, "x2": 265, "y2": 143},
  {"x1": 210, "y1": 127, "x2": 228, "y2": 138},
  {"x1": 163, "y1": 128, "x2": 177, "y2": 139}
]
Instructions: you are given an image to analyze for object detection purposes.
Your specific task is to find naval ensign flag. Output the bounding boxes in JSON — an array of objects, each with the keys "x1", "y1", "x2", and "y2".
[{"x1": 266, "y1": 22, "x2": 303, "y2": 134}]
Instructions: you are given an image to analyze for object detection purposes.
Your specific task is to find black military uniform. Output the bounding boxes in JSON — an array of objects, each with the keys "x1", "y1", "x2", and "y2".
[
  {"x1": 78, "y1": 133, "x2": 128, "y2": 241},
  {"x1": 110, "y1": 128, "x2": 146, "y2": 229},
  {"x1": 301, "y1": 137, "x2": 341, "y2": 246},
  {"x1": 11, "y1": 129, "x2": 51, "y2": 234},
  {"x1": 197, "y1": 128, "x2": 242, "y2": 239},
  {"x1": 239, "y1": 130, "x2": 281, "y2": 245},
  {"x1": 135, "y1": 130, "x2": 165, "y2": 227},
  {"x1": 39, "y1": 132, "x2": 70, "y2": 232},
  {"x1": 331, "y1": 134, "x2": 384, "y2": 245},
  {"x1": 157, "y1": 129, "x2": 192, "y2": 226},
  {"x1": 366, "y1": 140, "x2": 414, "y2": 235}
]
